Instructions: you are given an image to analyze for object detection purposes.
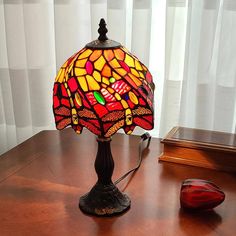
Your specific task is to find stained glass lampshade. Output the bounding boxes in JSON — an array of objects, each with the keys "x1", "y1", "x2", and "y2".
[{"x1": 53, "y1": 19, "x2": 154, "y2": 216}]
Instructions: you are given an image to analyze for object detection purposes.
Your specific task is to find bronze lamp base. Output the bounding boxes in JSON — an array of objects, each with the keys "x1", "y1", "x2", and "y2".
[{"x1": 79, "y1": 137, "x2": 131, "y2": 216}]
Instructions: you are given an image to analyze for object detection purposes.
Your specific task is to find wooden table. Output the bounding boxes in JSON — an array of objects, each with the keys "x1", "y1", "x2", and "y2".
[{"x1": 0, "y1": 129, "x2": 236, "y2": 236}]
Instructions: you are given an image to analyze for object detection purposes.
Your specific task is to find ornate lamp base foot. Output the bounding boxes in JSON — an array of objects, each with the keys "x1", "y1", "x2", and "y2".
[{"x1": 79, "y1": 182, "x2": 131, "y2": 216}]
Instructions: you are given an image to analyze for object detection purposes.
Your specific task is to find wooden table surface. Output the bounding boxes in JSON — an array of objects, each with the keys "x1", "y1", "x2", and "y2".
[{"x1": 0, "y1": 129, "x2": 236, "y2": 236}]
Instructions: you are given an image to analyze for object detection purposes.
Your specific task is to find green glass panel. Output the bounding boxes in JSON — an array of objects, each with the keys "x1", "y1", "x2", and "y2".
[
  {"x1": 94, "y1": 91, "x2": 105, "y2": 105},
  {"x1": 109, "y1": 77, "x2": 116, "y2": 83}
]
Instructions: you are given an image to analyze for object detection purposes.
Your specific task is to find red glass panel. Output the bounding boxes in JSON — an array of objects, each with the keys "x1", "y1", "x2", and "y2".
[
  {"x1": 53, "y1": 96, "x2": 60, "y2": 108},
  {"x1": 68, "y1": 77, "x2": 78, "y2": 92},
  {"x1": 103, "y1": 122, "x2": 114, "y2": 132},
  {"x1": 86, "y1": 92, "x2": 97, "y2": 105},
  {"x1": 111, "y1": 80, "x2": 131, "y2": 95},
  {"x1": 79, "y1": 119, "x2": 101, "y2": 136},
  {"x1": 94, "y1": 104, "x2": 108, "y2": 118},
  {"x1": 85, "y1": 61, "x2": 93, "y2": 75},
  {"x1": 119, "y1": 61, "x2": 130, "y2": 73},
  {"x1": 106, "y1": 102, "x2": 123, "y2": 111},
  {"x1": 61, "y1": 84, "x2": 68, "y2": 97},
  {"x1": 127, "y1": 100, "x2": 135, "y2": 109},
  {"x1": 57, "y1": 118, "x2": 71, "y2": 130},
  {"x1": 133, "y1": 117, "x2": 152, "y2": 129},
  {"x1": 101, "y1": 88, "x2": 116, "y2": 102},
  {"x1": 61, "y1": 98, "x2": 70, "y2": 107}
]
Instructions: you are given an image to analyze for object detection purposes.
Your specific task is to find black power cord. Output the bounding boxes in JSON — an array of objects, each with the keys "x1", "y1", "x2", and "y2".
[{"x1": 114, "y1": 132, "x2": 151, "y2": 185}]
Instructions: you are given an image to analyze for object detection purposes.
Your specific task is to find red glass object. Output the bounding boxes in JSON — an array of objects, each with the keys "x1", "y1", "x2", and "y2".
[{"x1": 180, "y1": 179, "x2": 225, "y2": 210}]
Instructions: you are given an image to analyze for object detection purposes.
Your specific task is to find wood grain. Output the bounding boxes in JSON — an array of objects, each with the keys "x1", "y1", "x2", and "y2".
[
  {"x1": 160, "y1": 127, "x2": 236, "y2": 172},
  {"x1": 0, "y1": 128, "x2": 236, "y2": 236}
]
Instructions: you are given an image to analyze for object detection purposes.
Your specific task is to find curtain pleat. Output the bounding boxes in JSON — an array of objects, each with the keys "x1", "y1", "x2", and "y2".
[{"x1": 161, "y1": 0, "x2": 236, "y2": 136}]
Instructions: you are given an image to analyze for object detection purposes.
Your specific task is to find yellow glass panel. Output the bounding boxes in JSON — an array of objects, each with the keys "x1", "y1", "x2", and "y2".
[
  {"x1": 75, "y1": 92, "x2": 82, "y2": 106},
  {"x1": 56, "y1": 68, "x2": 65, "y2": 83},
  {"x1": 93, "y1": 70, "x2": 101, "y2": 82},
  {"x1": 64, "y1": 82, "x2": 68, "y2": 88},
  {"x1": 129, "y1": 91, "x2": 138, "y2": 105},
  {"x1": 102, "y1": 83, "x2": 107, "y2": 88},
  {"x1": 114, "y1": 49, "x2": 125, "y2": 60},
  {"x1": 78, "y1": 49, "x2": 92, "y2": 59},
  {"x1": 125, "y1": 54, "x2": 135, "y2": 67},
  {"x1": 116, "y1": 68, "x2": 127, "y2": 76},
  {"x1": 135, "y1": 60, "x2": 142, "y2": 71},
  {"x1": 86, "y1": 75, "x2": 100, "y2": 90},
  {"x1": 110, "y1": 58, "x2": 120, "y2": 68},
  {"x1": 90, "y1": 50, "x2": 102, "y2": 61},
  {"x1": 127, "y1": 130, "x2": 133, "y2": 135},
  {"x1": 78, "y1": 76, "x2": 88, "y2": 92},
  {"x1": 114, "y1": 93, "x2": 121, "y2": 101},
  {"x1": 129, "y1": 73, "x2": 142, "y2": 86},
  {"x1": 104, "y1": 50, "x2": 114, "y2": 61},
  {"x1": 102, "y1": 64, "x2": 112, "y2": 77},
  {"x1": 75, "y1": 68, "x2": 86, "y2": 76},
  {"x1": 66, "y1": 88, "x2": 71, "y2": 97},
  {"x1": 102, "y1": 77, "x2": 110, "y2": 85},
  {"x1": 94, "y1": 56, "x2": 106, "y2": 71},
  {"x1": 125, "y1": 108, "x2": 131, "y2": 115},
  {"x1": 139, "y1": 72, "x2": 144, "y2": 79},
  {"x1": 112, "y1": 71, "x2": 121, "y2": 80},
  {"x1": 107, "y1": 87, "x2": 115, "y2": 94},
  {"x1": 70, "y1": 98, "x2": 74, "y2": 106},
  {"x1": 121, "y1": 100, "x2": 128, "y2": 109},
  {"x1": 131, "y1": 68, "x2": 140, "y2": 78},
  {"x1": 75, "y1": 58, "x2": 87, "y2": 67}
]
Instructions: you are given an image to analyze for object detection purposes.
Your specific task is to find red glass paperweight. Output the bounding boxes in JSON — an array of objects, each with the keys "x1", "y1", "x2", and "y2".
[{"x1": 180, "y1": 179, "x2": 225, "y2": 210}]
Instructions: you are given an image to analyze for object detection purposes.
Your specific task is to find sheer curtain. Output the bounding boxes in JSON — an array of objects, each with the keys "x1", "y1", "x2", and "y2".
[
  {"x1": 161, "y1": 0, "x2": 236, "y2": 136},
  {"x1": 0, "y1": 0, "x2": 165, "y2": 155}
]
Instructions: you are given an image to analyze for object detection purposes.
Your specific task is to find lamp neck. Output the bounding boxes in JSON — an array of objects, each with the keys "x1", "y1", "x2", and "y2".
[{"x1": 95, "y1": 137, "x2": 114, "y2": 185}]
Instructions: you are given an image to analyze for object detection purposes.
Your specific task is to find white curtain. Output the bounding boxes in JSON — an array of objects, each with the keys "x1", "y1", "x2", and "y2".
[
  {"x1": 161, "y1": 0, "x2": 236, "y2": 136},
  {"x1": 0, "y1": 0, "x2": 165, "y2": 155}
]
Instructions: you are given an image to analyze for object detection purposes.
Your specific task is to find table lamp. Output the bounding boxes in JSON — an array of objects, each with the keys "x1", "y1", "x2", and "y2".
[{"x1": 53, "y1": 19, "x2": 155, "y2": 216}]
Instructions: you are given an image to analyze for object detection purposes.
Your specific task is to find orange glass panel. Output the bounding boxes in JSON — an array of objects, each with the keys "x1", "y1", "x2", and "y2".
[
  {"x1": 93, "y1": 70, "x2": 101, "y2": 82},
  {"x1": 75, "y1": 58, "x2": 87, "y2": 67},
  {"x1": 104, "y1": 50, "x2": 114, "y2": 61},
  {"x1": 102, "y1": 77, "x2": 110, "y2": 85},
  {"x1": 56, "y1": 68, "x2": 65, "y2": 83},
  {"x1": 128, "y1": 91, "x2": 138, "y2": 105},
  {"x1": 101, "y1": 64, "x2": 112, "y2": 77},
  {"x1": 131, "y1": 68, "x2": 140, "y2": 77},
  {"x1": 94, "y1": 56, "x2": 106, "y2": 71},
  {"x1": 78, "y1": 49, "x2": 92, "y2": 59},
  {"x1": 86, "y1": 75, "x2": 100, "y2": 90},
  {"x1": 112, "y1": 71, "x2": 121, "y2": 80},
  {"x1": 114, "y1": 49, "x2": 125, "y2": 60},
  {"x1": 75, "y1": 68, "x2": 87, "y2": 76},
  {"x1": 116, "y1": 68, "x2": 127, "y2": 76},
  {"x1": 107, "y1": 87, "x2": 115, "y2": 94},
  {"x1": 90, "y1": 50, "x2": 102, "y2": 61},
  {"x1": 125, "y1": 54, "x2": 135, "y2": 67},
  {"x1": 78, "y1": 76, "x2": 88, "y2": 92},
  {"x1": 109, "y1": 58, "x2": 120, "y2": 68},
  {"x1": 128, "y1": 73, "x2": 142, "y2": 86},
  {"x1": 121, "y1": 100, "x2": 128, "y2": 109}
]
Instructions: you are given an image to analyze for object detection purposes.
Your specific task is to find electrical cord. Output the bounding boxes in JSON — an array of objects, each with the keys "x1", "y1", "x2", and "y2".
[{"x1": 114, "y1": 132, "x2": 151, "y2": 185}]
